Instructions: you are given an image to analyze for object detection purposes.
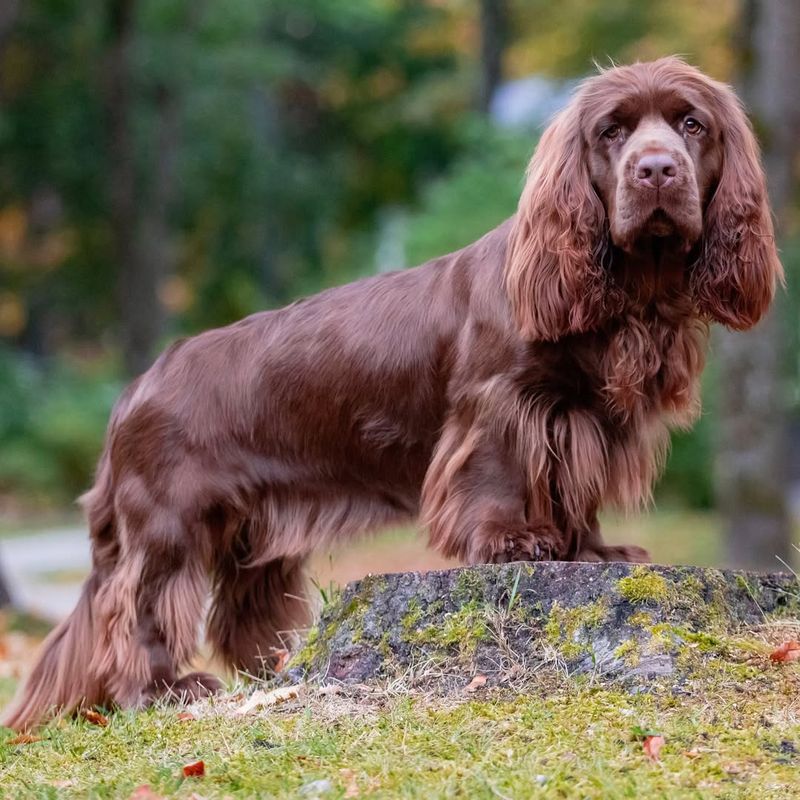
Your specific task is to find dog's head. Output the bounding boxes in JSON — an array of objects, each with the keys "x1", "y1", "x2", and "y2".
[{"x1": 506, "y1": 57, "x2": 783, "y2": 340}]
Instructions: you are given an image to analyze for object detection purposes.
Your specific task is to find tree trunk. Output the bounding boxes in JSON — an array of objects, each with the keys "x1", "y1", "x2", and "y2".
[
  {"x1": 717, "y1": 0, "x2": 800, "y2": 570},
  {"x1": 477, "y1": 0, "x2": 508, "y2": 114},
  {"x1": 107, "y1": 0, "x2": 165, "y2": 377}
]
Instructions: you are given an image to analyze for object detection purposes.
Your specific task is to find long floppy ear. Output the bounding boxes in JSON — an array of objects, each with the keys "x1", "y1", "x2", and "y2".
[
  {"x1": 505, "y1": 98, "x2": 618, "y2": 341},
  {"x1": 692, "y1": 85, "x2": 783, "y2": 329}
]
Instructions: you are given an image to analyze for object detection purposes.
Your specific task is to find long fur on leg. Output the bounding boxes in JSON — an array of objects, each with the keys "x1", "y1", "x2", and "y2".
[{"x1": 207, "y1": 554, "x2": 310, "y2": 676}]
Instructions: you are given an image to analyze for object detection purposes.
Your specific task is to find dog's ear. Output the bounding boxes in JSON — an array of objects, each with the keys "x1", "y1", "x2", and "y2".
[
  {"x1": 691, "y1": 83, "x2": 783, "y2": 329},
  {"x1": 505, "y1": 97, "x2": 616, "y2": 341}
]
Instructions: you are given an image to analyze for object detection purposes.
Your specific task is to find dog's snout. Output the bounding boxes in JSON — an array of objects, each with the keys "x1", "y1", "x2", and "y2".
[{"x1": 635, "y1": 152, "x2": 677, "y2": 189}]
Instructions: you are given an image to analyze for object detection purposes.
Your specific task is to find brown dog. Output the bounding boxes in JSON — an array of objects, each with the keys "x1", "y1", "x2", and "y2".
[{"x1": 3, "y1": 58, "x2": 782, "y2": 730}]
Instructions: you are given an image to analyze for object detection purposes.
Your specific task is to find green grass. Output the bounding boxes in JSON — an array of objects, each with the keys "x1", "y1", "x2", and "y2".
[
  {"x1": 1, "y1": 509, "x2": 798, "y2": 797},
  {"x1": 1, "y1": 672, "x2": 799, "y2": 799}
]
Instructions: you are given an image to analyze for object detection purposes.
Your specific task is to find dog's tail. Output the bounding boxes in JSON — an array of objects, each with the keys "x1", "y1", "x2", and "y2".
[
  {"x1": 1, "y1": 568, "x2": 109, "y2": 731},
  {"x1": 2, "y1": 424, "x2": 122, "y2": 730}
]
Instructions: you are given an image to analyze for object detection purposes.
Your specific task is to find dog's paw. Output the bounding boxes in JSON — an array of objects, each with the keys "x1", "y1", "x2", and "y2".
[
  {"x1": 150, "y1": 671, "x2": 225, "y2": 704},
  {"x1": 471, "y1": 521, "x2": 564, "y2": 564}
]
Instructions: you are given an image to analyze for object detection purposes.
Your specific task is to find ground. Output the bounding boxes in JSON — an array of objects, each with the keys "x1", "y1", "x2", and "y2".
[
  {"x1": 0, "y1": 669, "x2": 799, "y2": 799},
  {"x1": 0, "y1": 515, "x2": 798, "y2": 799}
]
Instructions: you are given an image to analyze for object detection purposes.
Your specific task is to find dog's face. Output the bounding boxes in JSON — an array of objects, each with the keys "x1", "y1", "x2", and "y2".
[
  {"x1": 585, "y1": 86, "x2": 723, "y2": 253},
  {"x1": 506, "y1": 58, "x2": 782, "y2": 341}
]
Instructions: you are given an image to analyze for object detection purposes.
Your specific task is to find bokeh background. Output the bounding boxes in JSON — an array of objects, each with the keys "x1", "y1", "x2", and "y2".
[{"x1": 0, "y1": 0, "x2": 799, "y2": 632}]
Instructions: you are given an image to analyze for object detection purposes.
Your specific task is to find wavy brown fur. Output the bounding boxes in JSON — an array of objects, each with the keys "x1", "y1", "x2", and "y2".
[{"x1": 3, "y1": 58, "x2": 782, "y2": 730}]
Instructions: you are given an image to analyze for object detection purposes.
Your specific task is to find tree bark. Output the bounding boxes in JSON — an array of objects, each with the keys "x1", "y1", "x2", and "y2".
[
  {"x1": 477, "y1": 0, "x2": 508, "y2": 114},
  {"x1": 717, "y1": 0, "x2": 800, "y2": 570},
  {"x1": 107, "y1": 0, "x2": 168, "y2": 377}
]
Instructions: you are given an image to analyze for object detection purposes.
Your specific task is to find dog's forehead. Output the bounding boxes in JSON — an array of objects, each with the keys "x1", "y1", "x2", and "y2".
[{"x1": 579, "y1": 64, "x2": 714, "y2": 128}]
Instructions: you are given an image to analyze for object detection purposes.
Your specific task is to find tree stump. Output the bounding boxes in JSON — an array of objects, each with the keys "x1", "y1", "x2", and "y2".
[{"x1": 289, "y1": 562, "x2": 800, "y2": 692}]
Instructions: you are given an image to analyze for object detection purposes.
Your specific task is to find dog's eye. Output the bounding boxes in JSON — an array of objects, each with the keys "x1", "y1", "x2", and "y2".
[
  {"x1": 683, "y1": 116, "x2": 704, "y2": 135},
  {"x1": 601, "y1": 124, "x2": 622, "y2": 141}
]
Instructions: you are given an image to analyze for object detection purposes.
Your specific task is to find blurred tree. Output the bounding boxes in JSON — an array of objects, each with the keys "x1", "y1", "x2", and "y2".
[
  {"x1": 107, "y1": 0, "x2": 160, "y2": 376},
  {"x1": 715, "y1": 0, "x2": 800, "y2": 569},
  {"x1": 478, "y1": 0, "x2": 508, "y2": 112}
]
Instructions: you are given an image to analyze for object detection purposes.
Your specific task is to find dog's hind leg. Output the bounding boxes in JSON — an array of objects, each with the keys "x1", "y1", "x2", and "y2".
[
  {"x1": 207, "y1": 553, "x2": 310, "y2": 677},
  {"x1": 93, "y1": 510, "x2": 222, "y2": 708}
]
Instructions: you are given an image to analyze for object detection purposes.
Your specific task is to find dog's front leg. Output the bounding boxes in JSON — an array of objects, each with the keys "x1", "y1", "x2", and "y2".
[
  {"x1": 421, "y1": 421, "x2": 566, "y2": 565},
  {"x1": 571, "y1": 511, "x2": 651, "y2": 563}
]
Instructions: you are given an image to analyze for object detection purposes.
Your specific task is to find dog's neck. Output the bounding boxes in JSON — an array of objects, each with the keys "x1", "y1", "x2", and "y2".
[{"x1": 611, "y1": 235, "x2": 695, "y2": 317}]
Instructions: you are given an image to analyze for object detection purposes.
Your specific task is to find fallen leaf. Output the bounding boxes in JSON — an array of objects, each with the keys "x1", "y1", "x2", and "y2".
[
  {"x1": 177, "y1": 712, "x2": 196, "y2": 722},
  {"x1": 273, "y1": 648, "x2": 290, "y2": 673},
  {"x1": 317, "y1": 684, "x2": 343, "y2": 697},
  {"x1": 83, "y1": 709, "x2": 109, "y2": 727},
  {"x1": 465, "y1": 674, "x2": 487, "y2": 693},
  {"x1": 683, "y1": 748, "x2": 701, "y2": 759},
  {"x1": 643, "y1": 735, "x2": 665, "y2": 761},
  {"x1": 128, "y1": 787, "x2": 165, "y2": 800},
  {"x1": 51, "y1": 780, "x2": 76, "y2": 789},
  {"x1": 182, "y1": 760, "x2": 206, "y2": 778},
  {"x1": 235, "y1": 685, "x2": 301, "y2": 715},
  {"x1": 340, "y1": 768, "x2": 360, "y2": 798},
  {"x1": 769, "y1": 641, "x2": 800, "y2": 663},
  {"x1": 7, "y1": 733, "x2": 42, "y2": 745}
]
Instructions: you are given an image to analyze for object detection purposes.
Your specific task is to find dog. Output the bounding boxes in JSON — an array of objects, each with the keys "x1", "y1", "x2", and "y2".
[{"x1": 3, "y1": 57, "x2": 782, "y2": 730}]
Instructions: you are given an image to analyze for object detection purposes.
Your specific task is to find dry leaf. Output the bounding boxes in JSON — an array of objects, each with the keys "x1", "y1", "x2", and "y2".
[
  {"x1": 317, "y1": 684, "x2": 344, "y2": 697},
  {"x1": 235, "y1": 685, "x2": 301, "y2": 715},
  {"x1": 465, "y1": 674, "x2": 487, "y2": 693},
  {"x1": 340, "y1": 768, "x2": 360, "y2": 798},
  {"x1": 273, "y1": 649, "x2": 290, "y2": 673},
  {"x1": 643, "y1": 735, "x2": 665, "y2": 761},
  {"x1": 128, "y1": 787, "x2": 165, "y2": 800},
  {"x1": 177, "y1": 712, "x2": 196, "y2": 722},
  {"x1": 182, "y1": 760, "x2": 206, "y2": 778},
  {"x1": 83, "y1": 709, "x2": 109, "y2": 726},
  {"x1": 769, "y1": 641, "x2": 800, "y2": 663},
  {"x1": 7, "y1": 733, "x2": 42, "y2": 745}
]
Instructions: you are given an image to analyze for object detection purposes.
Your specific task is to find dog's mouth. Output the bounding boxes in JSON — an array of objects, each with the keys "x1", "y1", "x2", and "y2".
[
  {"x1": 643, "y1": 208, "x2": 677, "y2": 238},
  {"x1": 621, "y1": 207, "x2": 699, "y2": 255}
]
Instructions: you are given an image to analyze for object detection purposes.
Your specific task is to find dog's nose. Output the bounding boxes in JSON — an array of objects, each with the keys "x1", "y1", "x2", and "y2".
[{"x1": 635, "y1": 153, "x2": 677, "y2": 189}]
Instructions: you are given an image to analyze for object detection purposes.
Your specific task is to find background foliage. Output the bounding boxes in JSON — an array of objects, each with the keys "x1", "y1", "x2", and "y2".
[{"x1": 0, "y1": 0, "x2": 796, "y2": 517}]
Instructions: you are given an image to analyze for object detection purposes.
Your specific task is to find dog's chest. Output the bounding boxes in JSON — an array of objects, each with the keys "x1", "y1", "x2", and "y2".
[{"x1": 520, "y1": 316, "x2": 707, "y2": 433}]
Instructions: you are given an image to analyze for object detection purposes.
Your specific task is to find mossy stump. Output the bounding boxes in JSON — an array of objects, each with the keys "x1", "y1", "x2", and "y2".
[{"x1": 288, "y1": 562, "x2": 799, "y2": 692}]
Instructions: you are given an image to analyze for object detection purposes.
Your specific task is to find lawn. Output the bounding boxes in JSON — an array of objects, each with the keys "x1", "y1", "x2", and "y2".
[
  {"x1": 1, "y1": 510, "x2": 798, "y2": 799},
  {"x1": 0, "y1": 668, "x2": 799, "y2": 799}
]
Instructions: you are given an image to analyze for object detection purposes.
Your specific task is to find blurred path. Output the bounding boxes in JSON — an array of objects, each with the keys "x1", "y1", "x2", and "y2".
[
  {"x1": 0, "y1": 526, "x2": 455, "y2": 624},
  {"x1": 0, "y1": 528, "x2": 89, "y2": 621}
]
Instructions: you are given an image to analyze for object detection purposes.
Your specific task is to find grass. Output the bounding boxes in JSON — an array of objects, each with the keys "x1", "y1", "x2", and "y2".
[
  {"x1": 1, "y1": 510, "x2": 798, "y2": 797},
  {"x1": 1, "y1": 672, "x2": 799, "y2": 799}
]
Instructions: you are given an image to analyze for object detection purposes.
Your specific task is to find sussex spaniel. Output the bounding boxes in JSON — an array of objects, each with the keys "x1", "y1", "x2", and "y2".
[{"x1": 4, "y1": 57, "x2": 782, "y2": 729}]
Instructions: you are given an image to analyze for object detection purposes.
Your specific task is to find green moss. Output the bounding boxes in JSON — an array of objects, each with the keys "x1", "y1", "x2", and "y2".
[
  {"x1": 544, "y1": 599, "x2": 609, "y2": 661},
  {"x1": 288, "y1": 625, "x2": 322, "y2": 670},
  {"x1": 613, "y1": 638, "x2": 640, "y2": 667},
  {"x1": 628, "y1": 610, "x2": 654, "y2": 628},
  {"x1": 406, "y1": 600, "x2": 489, "y2": 657},
  {"x1": 400, "y1": 598, "x2": 426, "y2": 638},
  {"x1": 452, "y1": 569, "x2": 487, "y2": 602},
  {"x1": 617, "y1": 566, "x2": 670, "y2": 604}
]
